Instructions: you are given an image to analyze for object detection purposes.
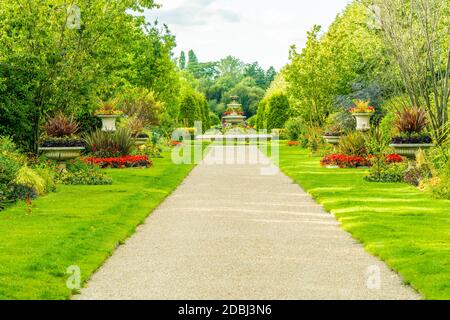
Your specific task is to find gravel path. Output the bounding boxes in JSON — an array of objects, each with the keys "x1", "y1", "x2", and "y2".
[{"x1": 75, "y1": 145, "x2": 420, "y2": 300}]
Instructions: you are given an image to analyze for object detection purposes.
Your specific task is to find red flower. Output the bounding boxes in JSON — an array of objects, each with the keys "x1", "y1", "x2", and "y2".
[
  {"x1": 170, "y1": 140, "x2": 182, "y2": 147},
  {"x1": 320, "y1": 154, "x2": 370, "y2": 168},
  {"x1": 84, "y1": 156, "x2": 152, "y2": 169},
  {"x1": 287, "y1": 141, "x2": 300, "y2": 147},
  {"x1": 385, "y1": 154, "x2": 403, "y2": 163}
]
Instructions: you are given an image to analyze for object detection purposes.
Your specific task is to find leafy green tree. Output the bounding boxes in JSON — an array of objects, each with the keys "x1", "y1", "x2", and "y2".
[
  {"x1": 244, "y1": 62, "x2": 268, "y2": 88},
  {"x1": 256, "y1": 101, "x2": 267, "y2": 130},
  {"x1": 284, "y1": 2, "x2": 388, "y2": 126},
  {"x1": 223, "y1": 78, "x2": 265, "y2": 117},
  {"x1": 0, "y1": 0, "x2": 182, "y2": 151},
  {"x1": 266, "y1": 93, "x2": 290, "y2": 131}
]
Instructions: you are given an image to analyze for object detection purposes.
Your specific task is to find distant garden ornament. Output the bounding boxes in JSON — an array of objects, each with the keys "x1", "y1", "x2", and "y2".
[
  {"x1": 349, "y1": 99, "x2": 375, "y2": 132},
  {"x1": 95, "y1": 99, "x2": 123, "y2": 132},
  {"x1": 222, "y1": 96, "x2": 246, "y2": 126}
]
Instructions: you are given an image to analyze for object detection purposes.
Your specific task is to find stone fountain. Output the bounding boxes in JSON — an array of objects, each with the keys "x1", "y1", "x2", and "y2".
[{"x1": 222, "y1": 96, "x2": 246, "y2": 126}]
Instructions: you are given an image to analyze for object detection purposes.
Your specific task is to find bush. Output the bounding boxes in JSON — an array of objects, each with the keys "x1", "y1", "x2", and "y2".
[
  {"x1": 256, "y1": 100, "x2": 267, "y2": 130},
  {"x1": 14, "y1": 166, "x2": 46, "y2": 195},
  {"x1": 8, "y1": 184, "x2": 38, "y2": 201},
  {"x1": 61, "y1": 160, "x2": 113, "y2": 185},
  {"x1": 266, "y1": 93, "x2": 290, "y2": 131},
  {"x1": 34, "y1": 166, "x2": 57, "y2": 194},
  {"x1": 365, "y1": 162, "x2": 408, "y2": 183},
  {"x1": 302, "y1": 126, "x2": 325, "y2": 155},
  {"x1": 61, "y1": 170, "x2": 113, "y2": 186},
  {"x1": 284, "y1": 117, "x2": 303, "y2": 141},
  {"x1": 0, "y1": 137, "x2": 25, "y2": 201},
  {"x1": 338, "y1": 132, "x2": 367, "y2": 156},
  {"x1": 247, "y1": 115, "x2": 257, "y2": 127},
  {"x1": 420, "y1": 171, "x2": 450, "y2": 200},
  {"x1": 209, "y1": 112, "x2": 221, "y2": 126},
  {"x1": 84, "y1": 128, "x2": 134, "y2": 158}
]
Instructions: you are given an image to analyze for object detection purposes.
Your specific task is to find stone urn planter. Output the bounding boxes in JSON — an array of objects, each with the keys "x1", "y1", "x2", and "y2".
[
  {"x1": 39, "y1": 147, "x2": 85, "y2": 161},
  {"x1": 352, "y1": 113, "x2": 372, "y2": 132},
  {"x1": 389, "y1": 143, "x2": 434, "y2": 159},
  {"x1": 97, "y1": 114, "x2": 121, "y2": 132},
  {"x1": 323, "y1": 135, "x2": 342, "y2": 145}
]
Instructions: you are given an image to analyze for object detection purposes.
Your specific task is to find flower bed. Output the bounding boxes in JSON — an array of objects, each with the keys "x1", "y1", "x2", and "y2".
[
  {"x1": 170, "y1": 140, "x2": 183, "y2": 147},
  {"x1": 385, "y1": 154, "x2": 403, "y2": 164},
  {"x1": 287, "y1": 141, "x2": 300, "y2": 147},
  {"x1": 321, "y1": 153, "x2": 403, "y2": 168},
  {"x1": 85, "y1": 156, "x2": 152, "y2": 169}
]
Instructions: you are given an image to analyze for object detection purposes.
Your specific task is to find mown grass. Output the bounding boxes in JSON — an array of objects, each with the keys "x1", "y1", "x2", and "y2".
[
  {"x1": 276, "y1": 145, "x2": 450, "y2": 300},
  {"x1": 0, "y1": 148, "x2": 201, "y2": 300}
]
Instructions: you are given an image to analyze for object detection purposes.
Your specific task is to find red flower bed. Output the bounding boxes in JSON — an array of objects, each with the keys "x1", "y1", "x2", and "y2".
[
  {"x1": 287, "y1": 141, "x2": 300, "y2": 147},
  {"x1": 385, "y1": 153, "x2": 403, "y2": 163},
  {"x1": 85, "y1": 155, "x2": 152, "y2": 169},
  {"x1": 170, "y1": 140, "x2": 182, "y2": 147},
  {"x1": 321, "y1": 153, "x2": 404, "y2": 168},
  {"x1": 321, "y1": 154, "x2": 370, "y2": 168}
]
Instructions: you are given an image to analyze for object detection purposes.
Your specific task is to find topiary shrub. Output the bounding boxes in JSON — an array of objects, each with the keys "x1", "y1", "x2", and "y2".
[
  {"x1": 284, "y1": 117, "x2": 303, "y2": 141},
  {"x1": 266, "y1": 93, "x2": 290, "y2": 131}
]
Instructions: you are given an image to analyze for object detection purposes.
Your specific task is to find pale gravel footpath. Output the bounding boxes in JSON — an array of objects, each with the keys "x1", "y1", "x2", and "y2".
[{"x1": 74, "y1": 145, "x2": 420, "y2": 300}]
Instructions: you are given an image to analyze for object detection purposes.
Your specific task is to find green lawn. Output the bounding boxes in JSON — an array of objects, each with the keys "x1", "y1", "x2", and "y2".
[
  {"x1": 276, "y1": 145, "x2": 450, "y2": 300},
  {"x1": 0, "y1": 149, "x2": 200, "y2": 300}
]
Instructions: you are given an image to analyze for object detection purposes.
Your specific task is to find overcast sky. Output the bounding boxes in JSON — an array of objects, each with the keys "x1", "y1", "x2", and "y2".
[{"x1": 144, "y1": 0, "x2": 352, "y2": 70}]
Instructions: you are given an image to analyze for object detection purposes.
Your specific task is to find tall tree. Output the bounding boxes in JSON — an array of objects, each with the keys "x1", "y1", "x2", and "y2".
[
  {"x1": 374, "y1": 0, "x2": 450, "y2": 142},
  {"x1": 179, "y1": 51, "x2": 186, "y2": 70}
]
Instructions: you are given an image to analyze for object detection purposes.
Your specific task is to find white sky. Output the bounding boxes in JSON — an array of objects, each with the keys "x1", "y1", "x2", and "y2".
[{"x1": 144, "y1": 0, "x2": 352, "y2": 70}]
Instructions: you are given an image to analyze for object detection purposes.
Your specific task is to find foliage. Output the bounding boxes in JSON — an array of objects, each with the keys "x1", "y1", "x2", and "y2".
[
  {"x1": 349, "y1": 99, "x2": 375, "y2": 114},
  {"x1": 324, "y1": 113, "x2": 345, "y2": 136},
  {"x1": 135, "y1": 142, "x2": 163, "y2": 159},
  {"x1": 119, "y1": 88, "x2": 163, "y2": 128},
  {"x1": 13, "y1": 166, "x2": 46, "y2": 196},
  {"x1": 420, "y1": 172, "x2": 450, "y2": 200},
  {"x1": 84, "y1": 128, "x2": 135, "y2": 158},
  {"x1": 363, "y1": 127, "x2": 392, "y2": 181},
  {"x1": 265, "y1": 93, "x2": 290, "y2": 131},
  {"x1": 337, "y1": 132, "x2": 367, "y2": 156},
  {"x1": 0, "y1": 137, "x2": 25, "y2": 205},
  {"x1": 256, "y1": 100, "x2": 267, "y2": 130},
  {"x1": 178, "y1": 85, "x2": 209, "y2": 129},
  {"x1": 95, "y1": 99, "x2": 122, "y2": 116},
  {"x1": 34, "y1": 166, "x2": 57, "y2": 194},
  {"x1": 61, "y1": 169, "x2": 113, "y2": 186},
  {"x1": 374, "y1": 0, "x2": 449, "y2": 142},
  {"x1": 365, "y1": 162, "x2": 408, "y2": 182},
  {"x1": 181, "y1": 50, "x2": 276, "y2": 119},
  {"x1": 43, "y1": 112, "x2": 80, "y2": 139},
  {"x1": 0, "y1": 1, "x2": 180, "y2": 152},
  {"x1": 284, "y1": 117, "x2": 304, "y2": 141},
  {"x1": 61, "y1": 160, "x2": 112, "y2": 186},
  {"x1": 302, "y1": 126, "x2": 325, "y2": 155},
  {"x1": 394, "y1": 106, "x2": 429, "y2": 137}
]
